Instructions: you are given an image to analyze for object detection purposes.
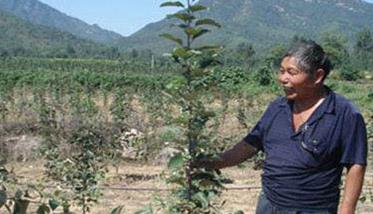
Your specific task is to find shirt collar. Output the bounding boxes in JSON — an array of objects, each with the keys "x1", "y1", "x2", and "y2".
[
  {"x1": 319, "y1": 86, "x2": 335, "y2": 114},
  {"x1": 277, "y1": 86, "x2": 336, "y2": 124}
]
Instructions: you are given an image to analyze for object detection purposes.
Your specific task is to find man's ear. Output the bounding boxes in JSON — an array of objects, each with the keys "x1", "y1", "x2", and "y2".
[{"x1": 314, "y1": 68, "x2": 325, "y2": 84}]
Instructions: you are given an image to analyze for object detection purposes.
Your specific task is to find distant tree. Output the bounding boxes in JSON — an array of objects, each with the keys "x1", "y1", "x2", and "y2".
[
  {"x1": 66, "y1": 45, "x2": 76, "y2": 57},
  {"x1": 266, "y1": 43, "x2": 287, "y2": 69},
  {"x1": 140, "y1": 49, "x2": 153, "y2": 60},
  {"x1": 0, "y1": 49, "x2": 9, "y2": 58},
  {"x1": 355, "y1": 29, "x2": 373, "y2": 53},
  {"x1": 55, "y1": 48, "x2": 69, "y2": 58},
  {"x1": 339, "y1": 63, "x2": 361, "y2": 81},
  {"x1": 354, "y1": 28, "x2": 373, "y2": 70},
  {"x1": 320, "y1": 31, "x2": 349, "y2": 68},
  {"x1": 224, "y1": 42, "x2": 256, "y2": 67},
  {"x1": 131, "y1": 48, "x2": 139, "y2": 58},
  {"x1": 236, "y1": 42, "x2": 256, "y2": 65},
  {"x1": 105, "y1": 47, "x2": 121, "y2": 59},
  {"x1": 13, "y1": 47, "x2": 28, "y2": 56},
  {"x1": 290, "y1": 35, "x2": 309, "y2": 45}
]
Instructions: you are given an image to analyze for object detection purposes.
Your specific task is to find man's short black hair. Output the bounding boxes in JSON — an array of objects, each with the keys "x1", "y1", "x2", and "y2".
[{"x1": 283, "y1": 40, "x2": 333, "y2": 81}]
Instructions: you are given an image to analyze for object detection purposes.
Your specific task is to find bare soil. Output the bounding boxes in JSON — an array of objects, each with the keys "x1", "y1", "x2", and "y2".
[{"x1": 6, "y1": 161, "x2": 373, "y2": 214}]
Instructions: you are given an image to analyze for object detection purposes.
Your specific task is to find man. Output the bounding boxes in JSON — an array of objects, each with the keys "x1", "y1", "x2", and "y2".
[{"x1": 200, "y1": 40, "x2": 367, "y2": 213}]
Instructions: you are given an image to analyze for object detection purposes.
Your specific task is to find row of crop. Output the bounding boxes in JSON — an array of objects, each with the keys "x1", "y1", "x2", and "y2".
[
  {"x1": 0, "y1": 69, "x2": 174, "y2": 94},
  {"x1": 0, "y1": 57, "x2": 178, "y2": 74}
]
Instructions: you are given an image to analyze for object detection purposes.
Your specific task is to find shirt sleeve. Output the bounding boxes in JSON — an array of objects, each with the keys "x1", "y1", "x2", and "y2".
[
  {"x1": 243, "y1": 120, "x2": 265, "y2": 151},
  {"x1": 340, "y1": 111, "x2": 368, "y2": 166},
  {"x1": 243, "y1": 100, "x2": 278, "y2": 151}
]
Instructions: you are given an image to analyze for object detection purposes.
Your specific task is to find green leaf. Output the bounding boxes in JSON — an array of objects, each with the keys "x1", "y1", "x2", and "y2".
[
  {"x1": 194, "y1": 29, "x2": 210, "y2": 40},
  {"x1": 134, "y1": 205, "x2": 153, "y2": 214},
  {"x1": 170, "y1": 23, "x2": 188, "y2": 29},
  {"x1": 189, "y1": 5, "x2": 207, "y2": 12},
  {"x1": 193, "y1": 192, "x2": 209, "y2": 208},
  {"x1": 198, "y1": 179, "x2": 218, "y2": 188},
  {"x1": 166, "y1": 175, "x2": 185, "y2": 185},
  {"x1": 0, "y1": 190, "x2": 7, "y2": 208},
  {"x1": 167, "y1": 13, "x2": 195, "y2": 22},
  {"x1": 174, "y1": 114, "x2": 189, "y2": 126},
  {"x1": 195, "y1": 45, "x2": 222, "y2": 51},
  {"x1": 173, "y1": 47, "x2": 189, "y2": 58},
  {"x1": 185, "y1": 28, "x2": 210, "y2": 40},
  {"x1": 48, "y1": 199, "x2": 59, "y2": 210},
  {"x1": 166, "y1": 76, "x2": 187, "y2": 91},
  {"x1": 193, "y1": 171, "x2": 215, "y2": 180},
  {"x1": 196, "y1": 19, "x2": 221, "y2": 28},
  {"x1": 36, "y1": 203, "x2": 50, "y2": 214},
  {"x1": 160, "y1": 33, "x2": 183, "y2": 46},
  {"x1": 160, "y1": 1, "x2": 185, "y2": 8},
  {"x1": 168, "y1": 153, "x2": 184, "y2": 170},
  {"x1": 111, "y1": 205, "x2": 124, "y2": 214}
]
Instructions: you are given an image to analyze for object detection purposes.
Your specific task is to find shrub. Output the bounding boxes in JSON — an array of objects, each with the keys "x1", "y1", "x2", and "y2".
[{"x1": 339, "y1": 64, "x2": 361, "y2": 81}]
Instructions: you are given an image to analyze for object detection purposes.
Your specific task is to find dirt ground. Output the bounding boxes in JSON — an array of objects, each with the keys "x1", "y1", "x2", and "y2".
[{"x1": 5, "y1": 161, "x2": 373, "y2": 214}]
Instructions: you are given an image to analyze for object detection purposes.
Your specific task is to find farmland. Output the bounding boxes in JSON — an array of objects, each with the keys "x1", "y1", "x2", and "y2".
[
  {"x1": 0, "y1": 56, "x2": 372, "y2": 213},
  {"x1": 1, "y1": 0, "x2": 373, "y2": 213}
]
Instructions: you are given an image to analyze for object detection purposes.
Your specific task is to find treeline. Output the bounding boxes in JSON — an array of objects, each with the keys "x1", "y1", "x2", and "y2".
[
  {"x1": 1, "y1": 29, "x2": 372, "y2": 81},
  {"x1": 0, "y1": 45, "x2": 122, "y2": 60},
  {"x1": 0, "y1": 57, "x2": 173, "y2": 73},
  {"x1": 222, "y1": 29, "x2": 373, "y2": 80}
]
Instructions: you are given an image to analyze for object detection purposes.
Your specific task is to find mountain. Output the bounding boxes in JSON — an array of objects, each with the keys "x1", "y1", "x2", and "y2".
[
  {"x1": 115, "y1": 0, "x2": 373, "y2": 53},
  {"x1": 0, "y1": 0, "x2": 123, "y2": 43},
  {"x1": 0, "y1": 10, "x2": 109, "y2": 57}
]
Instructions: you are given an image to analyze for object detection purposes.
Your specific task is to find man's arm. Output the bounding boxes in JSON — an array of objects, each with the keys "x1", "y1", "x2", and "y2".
[
  {"x1": 196, "y1": 140, "x2": 258, "y2": 169},
  {"x1": 340, "y1": 164, "x2": 366, "y2": 214}
]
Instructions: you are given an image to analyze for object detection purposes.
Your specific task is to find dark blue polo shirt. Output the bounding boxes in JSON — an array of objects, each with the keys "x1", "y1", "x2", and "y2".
[{"x1": 244, "y1": 88, "x2": 367, "y2": 211}]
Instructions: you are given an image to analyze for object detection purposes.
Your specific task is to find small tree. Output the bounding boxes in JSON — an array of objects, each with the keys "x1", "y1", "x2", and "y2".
[
  {"x1": 45, "y1": 124, "x2": 114, "y2": 214},
  {"x1": 139, "y1": 1, "x2": 227, "y2": 213}
]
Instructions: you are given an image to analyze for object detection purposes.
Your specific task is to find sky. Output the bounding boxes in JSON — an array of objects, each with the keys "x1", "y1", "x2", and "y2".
[
  {"x1": 39, "y1": 0, "x2": 373, "y2": 37},
  {"x1": 38, "y1": 0, "x2": 179, "y2": 36}
]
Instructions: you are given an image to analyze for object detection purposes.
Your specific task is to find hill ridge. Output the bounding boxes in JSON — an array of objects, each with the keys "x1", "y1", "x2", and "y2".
[
  {"x1": 0, "y1": 0, "x2": 124, "y2": 43},
  {"x1": 115, "y1": 0, "x2": 373, "y2": 53}
]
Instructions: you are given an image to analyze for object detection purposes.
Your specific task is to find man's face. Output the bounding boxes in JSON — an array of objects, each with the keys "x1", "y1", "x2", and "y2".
[{"x1": 278, "y1": 56, "x2": 318, "y2": 101}]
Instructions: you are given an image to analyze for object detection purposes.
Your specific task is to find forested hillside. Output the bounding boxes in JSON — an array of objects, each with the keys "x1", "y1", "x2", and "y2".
[
  {"x1": 0, "y1": 0, "x2": 123, "y2": 43},
  {"x1": 115, "y1": 0, "x2": 373, "y2": 53},
  {"x1": 0, "y1": 11, "x2": 118, "y2": 58}
]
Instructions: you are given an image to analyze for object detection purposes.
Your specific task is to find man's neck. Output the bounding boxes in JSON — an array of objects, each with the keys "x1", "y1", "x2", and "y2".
[{"x1": 293, "y1": 86, "x2": 326, "y2": 113}]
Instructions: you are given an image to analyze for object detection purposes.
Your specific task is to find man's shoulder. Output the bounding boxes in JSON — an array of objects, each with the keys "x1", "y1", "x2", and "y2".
[
  {"x1": 261, "y1": 96, "x2": 286, "y2": 118},
  {"x1": 268, "y1": 96, "x2": 287, "y2": 109},
  {"x1": 333, "y1": 92, "x2": 361, "y2": 115}
]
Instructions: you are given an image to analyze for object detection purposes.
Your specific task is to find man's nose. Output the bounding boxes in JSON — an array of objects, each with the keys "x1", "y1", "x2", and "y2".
[{"x1": 278, "y1": 72, "x2": 288, "y2": 84}]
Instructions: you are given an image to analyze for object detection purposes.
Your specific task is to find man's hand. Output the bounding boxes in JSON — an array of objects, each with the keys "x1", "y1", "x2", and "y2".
[
  {"x1": 340, "y1": 164, "x2": 366, "y2": 214},
  {"x1": 193, "y1": 140, "x2": 258, "y2": 170}
]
